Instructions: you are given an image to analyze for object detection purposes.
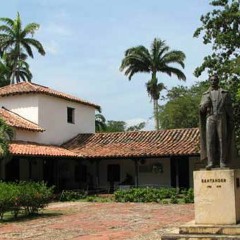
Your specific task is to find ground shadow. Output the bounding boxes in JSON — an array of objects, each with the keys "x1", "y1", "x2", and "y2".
[{"x1": 1, "y1": 211, "x2": 63, "y2": 223}]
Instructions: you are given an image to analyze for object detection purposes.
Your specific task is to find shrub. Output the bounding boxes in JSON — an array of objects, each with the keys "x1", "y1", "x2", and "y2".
[
  {"x1": 18, "y1": 181, "x2": 54, "y2": 214},
  {"x1": 183, "y1": 188, "x2": 194, "y2": 203},
  {"x1": 170, "y1": 193, "x2": 178, "y2": 204},
  {"x1": 60, "y1": 190, "x2": 86, "y2": 202},
  {"x1": 114, "y1": 187, "x2": 177, "y2": 203},
  {"x1": 0, "y1": 181, "x2": 54, "y2": 220},
  {"x1": 0, "y1": 182, "x2": 19, "y2": 219}
]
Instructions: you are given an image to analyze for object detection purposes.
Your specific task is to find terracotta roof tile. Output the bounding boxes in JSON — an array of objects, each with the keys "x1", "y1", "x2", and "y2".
[
  {"x1": 10, "y1": 141, "x2": 80, "y2": 158},
  {"x1": 0, "y1": 82, "x2": 100, "y2": 110},
  {"x1": 0, "y1": 107, "x2": 44, "y2": 132},
  {"x1": 63, "y1": 128, "x2": 200, "y2": 158}
]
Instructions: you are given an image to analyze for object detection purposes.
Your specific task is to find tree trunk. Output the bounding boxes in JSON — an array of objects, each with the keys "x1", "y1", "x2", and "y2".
[{"x1": 153, "y1": 99, "x2": 160, "y2": 130}]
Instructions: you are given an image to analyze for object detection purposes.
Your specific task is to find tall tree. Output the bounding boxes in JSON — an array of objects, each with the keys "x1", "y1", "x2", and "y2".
[
  {"x1": 0, "y1": 53, "x2": 32, "y2": 86},
  {"x1": 0, "y1": 12, "x2": 45, "y2": 84},
  {"x1": 95, "y1": 114, "x2": 107, "y2": 132},
  {"x1": 194, "y1": 0, "x2": 240, "y2": 151},
  {"x1": 158, "y1": 82, "x2": 208, "y2": 129},
  {"x1": 120, "y1": 38, "x2": 186, "y2": 130},
  {"x1": 0, "y1": 118, "x2": 14, "y2": 158},
  {"x1": 95, "y1": 115, "x2": 146, "y2": 133}
]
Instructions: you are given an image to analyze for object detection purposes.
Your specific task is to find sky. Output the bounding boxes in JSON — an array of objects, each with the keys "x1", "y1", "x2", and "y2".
[{"x1": 1, "y1": 1, "x2": 213, "y2": 129}]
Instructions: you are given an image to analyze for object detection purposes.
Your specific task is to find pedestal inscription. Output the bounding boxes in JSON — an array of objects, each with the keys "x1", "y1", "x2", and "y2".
[{"x1": 194, "y1": 169, "x2": 240, "y2": 225}]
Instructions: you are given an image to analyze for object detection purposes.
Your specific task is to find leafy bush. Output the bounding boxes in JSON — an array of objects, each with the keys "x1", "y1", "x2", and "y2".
[
  {"x1": 114, "y1": 187, "x2": 177, "y2": 203},
  {"x1": 183, "y1": 188, "x2": 194, "y2": 203},
  {"x1": 170, "y1": 193, "x2": 178, "y2": 204},
  {"x1": 60, "y1": 190, "x2": 87, "y2": 202},
  {"x1": 18, "y1": 182, "x2": 54, "y2": 214},
  {"x1": 0, "y1": 182, "x2": 19, "y2": 219},
  {"x1": 0, "y1": 181, "x2": 54, "y2": 220}
]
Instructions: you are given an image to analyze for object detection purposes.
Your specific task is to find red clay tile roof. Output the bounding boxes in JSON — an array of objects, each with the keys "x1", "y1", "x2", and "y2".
[
  {"x1": 10, "y1": 141, "x2": 80, "y2": 158},
  {"x1": 63, "y1": 128, "x2": 200, "y2": 158},
  {"x1": 0, "y1": 107, "x2": 44, "y2": 132},
  {"x1": 0, "y1": 82, "x2": 100, "y2": 110}
]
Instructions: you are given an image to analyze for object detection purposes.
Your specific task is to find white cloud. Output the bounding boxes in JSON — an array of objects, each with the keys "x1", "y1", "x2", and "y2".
[
  {"x1": 42, "y1": 23, "x2": 72, "y2": 37},
  {"x1": 125, "y1": 118, "x2": 154, "y2": 131},
  {"x1": 44, "y1": 40, "x2": 59, "y2": 55}
]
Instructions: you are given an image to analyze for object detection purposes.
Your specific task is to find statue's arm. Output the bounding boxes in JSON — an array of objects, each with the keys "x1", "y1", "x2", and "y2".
[
  {"x1": 200, "y1": 93, "x2": 211, "y2": 113},
  {"x1": 225, "y1": 93, "x2": 234, "y2": 121}
]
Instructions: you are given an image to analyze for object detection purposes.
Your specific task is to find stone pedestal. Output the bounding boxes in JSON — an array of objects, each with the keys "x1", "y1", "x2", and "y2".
[
  {"x1": 161, "y1": 169, "x2": 240, "y2": 239},
  {"x1": 194, "y1": 169, "x2": 240, "y2": 225}
]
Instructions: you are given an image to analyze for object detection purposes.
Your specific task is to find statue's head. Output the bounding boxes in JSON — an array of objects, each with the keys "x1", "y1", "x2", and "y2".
[{"x1": 209, "y1": 74, "x2": 219, "y2": 89}]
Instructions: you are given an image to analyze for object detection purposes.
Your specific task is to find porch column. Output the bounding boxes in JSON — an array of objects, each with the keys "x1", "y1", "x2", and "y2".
[
  {"x1": 28, "y1": 159, "x2": 32, "y2": 180},
  {"x1": 134, "y1": 159, "x2": 139, "y2": 188},
  {"x1": 55, "y1": 159, "x2": 60, "y2": 191},
  {"x1": 176, "y1": 159, "x2": 179, "y2": 189},
  {"x1": 95, "y1": 159, "x2": 101, "y2": 187}
]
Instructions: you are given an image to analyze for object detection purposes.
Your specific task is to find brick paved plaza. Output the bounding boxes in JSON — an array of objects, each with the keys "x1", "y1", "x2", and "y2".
[{"x1": 0, "y1": 202, "x2": 194, "y2": 240}]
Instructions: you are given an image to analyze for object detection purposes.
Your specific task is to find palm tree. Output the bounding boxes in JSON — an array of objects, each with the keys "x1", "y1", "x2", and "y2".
[
  {"x1": 95, "y1": 114, "x2": 107, "y2": 132},
  {"x1": 0, "y1": 118, "x2": 14, "y2": 158},
  {"x1": 120, "y1": 38, "x2": 186, "y2": 130},
  {"x1": 0, "y1": 56, "x2": 10, "y2": 86},
  {"x1": 0, "y1": 12, "x2": 45, "y2": 84},
  {"x1": 0, "y1": 53, "x2": 32, "y2": 86}
]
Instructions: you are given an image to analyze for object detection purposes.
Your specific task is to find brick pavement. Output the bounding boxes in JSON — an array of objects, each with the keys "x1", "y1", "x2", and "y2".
[{"x1": 0, "y1": 202, "x2": 194, "y2": 240}]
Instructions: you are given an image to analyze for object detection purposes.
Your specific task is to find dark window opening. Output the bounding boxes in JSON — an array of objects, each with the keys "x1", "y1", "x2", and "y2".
[
  {"x1": 67, "y1": 107, "x2": 75, "y2": 123},
  {"x1": 107, "y1": 164, "x2": 120, "y2": 182},
  {"x1": 75, "y1": 164, "x2": 87, "y2": 182}
]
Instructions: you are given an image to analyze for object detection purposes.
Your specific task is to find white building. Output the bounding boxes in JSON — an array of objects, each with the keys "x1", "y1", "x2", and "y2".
[{"x1": 0, "y1": 82, "x2": 200, "y2": 191}]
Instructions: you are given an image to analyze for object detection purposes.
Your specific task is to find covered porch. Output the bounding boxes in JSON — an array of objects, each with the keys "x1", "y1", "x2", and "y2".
[
  {"x1": 0, "y1": 141, "x2": 81, "y2": 191},
  {"x1": 63, "y1": 128, "x2": 200, "y2": 191}
]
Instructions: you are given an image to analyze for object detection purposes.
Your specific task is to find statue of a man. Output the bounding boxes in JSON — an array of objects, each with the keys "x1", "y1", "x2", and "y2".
[{"x1": 199, "y1": 74, "x2": 235, "y2": 170}]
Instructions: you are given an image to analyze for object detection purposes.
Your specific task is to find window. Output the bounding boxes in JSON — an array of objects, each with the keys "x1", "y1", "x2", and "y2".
[
  {"x1": 107, "y1": 164, "x2": 120, "y2": 182},
  {"x1": 75, "y1": 164, "x2": 87, "y2": 182},
  {"x1": 67, "y1": 107, "x2": 75, "y2": 123}
]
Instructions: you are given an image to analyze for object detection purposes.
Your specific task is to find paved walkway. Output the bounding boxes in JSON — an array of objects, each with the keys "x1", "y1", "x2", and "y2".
[{"x1": 0, "y1": 202, "x2": 194, "y2": 240}]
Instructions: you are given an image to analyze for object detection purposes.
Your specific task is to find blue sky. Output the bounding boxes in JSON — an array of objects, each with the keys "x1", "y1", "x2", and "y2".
[{"x1": 1, "y1": 1, "x2": 212, "y2": 129}]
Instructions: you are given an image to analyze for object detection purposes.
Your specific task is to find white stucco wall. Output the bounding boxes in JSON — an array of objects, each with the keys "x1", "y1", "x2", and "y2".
[
  {"x1": 1, "y1": 93, "x2": 96, "y2": 145},
  {"x1": 15, "y1": 129, "x2": 42, "y2": 142},
  {"x1": 98, "y1": 159, "x2": 135, "y2": 187},
  {"x1": 97, "y1": 158, "x2": 171, "y2": 188},
  {"x1": 0, "y1": 95, "x2": 39, "y2": 123},
  {"x1": 37, "y1": 94, "x2": 95, "y2": 145},
  {"x1": 138, "y1": 158, "x2": 171, "y2": 187}
]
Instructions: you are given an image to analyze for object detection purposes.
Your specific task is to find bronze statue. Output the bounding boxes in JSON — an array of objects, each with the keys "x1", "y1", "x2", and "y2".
[{"x1": 199, "y1": 74, "x2": 235, "y2": 170}]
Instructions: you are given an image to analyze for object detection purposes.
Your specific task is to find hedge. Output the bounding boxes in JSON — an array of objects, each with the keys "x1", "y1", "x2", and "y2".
[{"x1": 114, "y1": 187, "x2": 194, "y2": 203}]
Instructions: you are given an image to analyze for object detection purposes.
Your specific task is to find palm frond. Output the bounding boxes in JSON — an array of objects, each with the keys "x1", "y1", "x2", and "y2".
[
  {"x1": 22, "y1": 23, "x2": 40, "y2": 37},
  {"x1": 151, "y1": 38, "x2": 168, "y2": 63},
  {"x1": 0, "y1": 18, "x2": 14, "y2": 27},
  {"x1": 162, "y1": 66, "x2": 186, "y2": 81},
  {"x1": 22, "y1": 42, "x2": 34, "y2": 58},
  {"x1": 24, "y1": 38, "x2": 46, "y2": 56},
  {"x1": 120, "y1": 46, "x2": 151, "y2": 79},
  {"x1": 0, "y1": 25, "x2": 14, "y2": 35},
  {"x1": 162, "y1": 50, "x2": 186, "y2": 68}
]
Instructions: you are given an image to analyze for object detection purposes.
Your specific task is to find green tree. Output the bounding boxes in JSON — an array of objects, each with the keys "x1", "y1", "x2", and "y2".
[
  {"x1": 194, "y1": 0, "x2": 240, "y2": 150},
  {"x1": 0, "y1": 12, "x2": 45, "y2": 84},
  {"x1": 0, "y1": 55, "x2": 10, "y2": 86},
  {"x1": 126, "y1": 122, "x2": 146, "y2": 131},
  {"x1": 194, "y1": 0, "x2": 240, "y2": 79},
  {"x1": 158, "y1": 82, "x2": 208, "y2": 129},
  {"x1": 120, "y1": 38, "x2": 186, "y2": 130},
  {"x1": 105, "y1": 121, "x2": 126, "y2": 132},
  {"x1": 96, "y1": 118, "x2": 146, "y2": 133},
  {"x1": 0, "y1": 118, "x2": 14, "y2": 158},
  {"x1": 0, "y1": 53, "x2": 32, "y2": 86},
  {"x1": 95, "y1": 114, "x2": 107, "y2": 132}
]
